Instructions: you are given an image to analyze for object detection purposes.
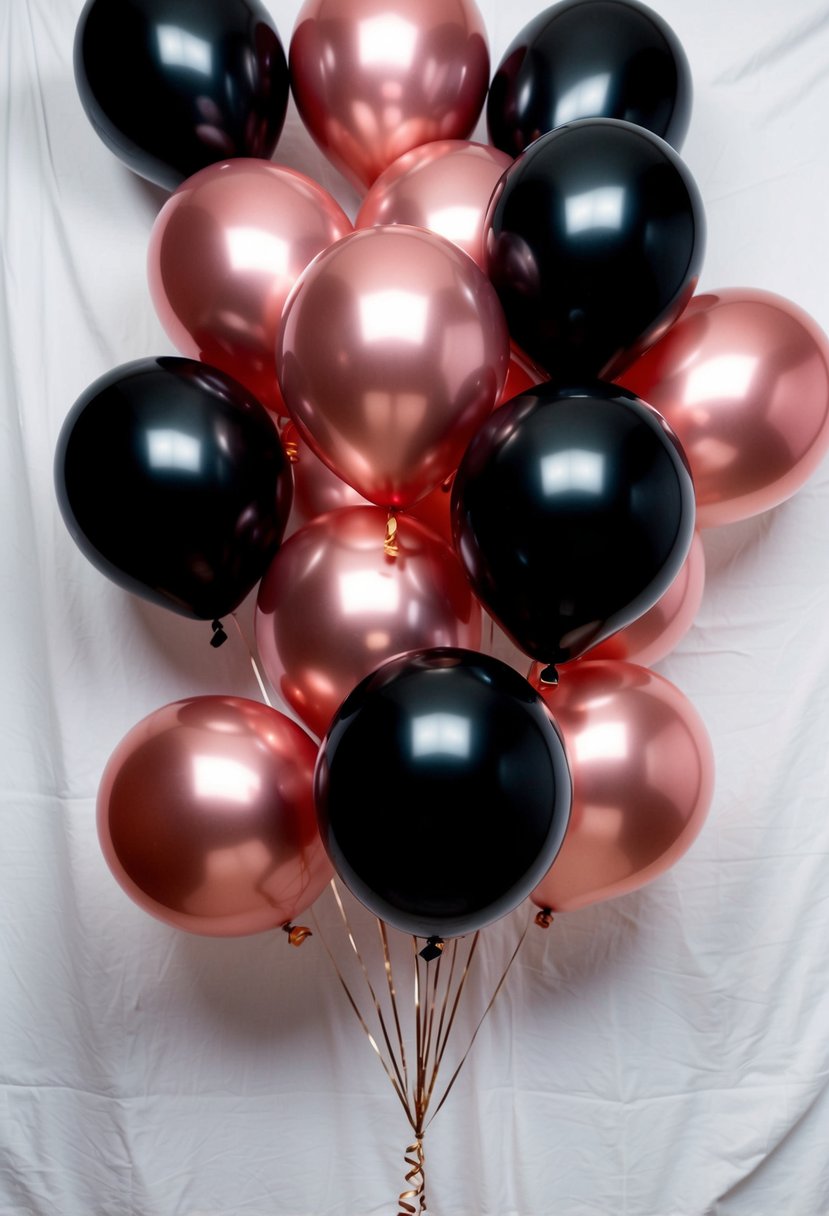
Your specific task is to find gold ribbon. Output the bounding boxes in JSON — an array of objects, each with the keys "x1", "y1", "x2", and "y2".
[{"x1": 398, "y1": 1136, "x2": 426, "y2": 1215}]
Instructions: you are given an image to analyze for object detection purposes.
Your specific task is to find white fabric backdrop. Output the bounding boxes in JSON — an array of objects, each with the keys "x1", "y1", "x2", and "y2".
[{"x1": 3, "y1": 1, "x2": 829, "y2": 1212}]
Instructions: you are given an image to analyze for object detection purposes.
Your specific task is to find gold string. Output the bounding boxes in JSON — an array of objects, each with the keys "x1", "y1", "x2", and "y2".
[
  {"x1": 378, "y1": 919, "x2": 409, "y2": 1100},
  {"x1": 398, "y1": 1136, "x2": 426, "y2": 1215},
  {"x1": 230, "y1": 612, "x2": 273, "y2": 707},
  {"x1": 425, "y1": 915, "x2": 531, "y2": 1130},
  {"x1": 328, "y1": 881, "x2": 410, "y2": 1106}
]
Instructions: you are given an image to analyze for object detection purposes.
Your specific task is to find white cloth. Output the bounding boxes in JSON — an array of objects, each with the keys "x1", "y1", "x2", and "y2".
[{"x1": 3, "y1": 1, "x2": 829, "y2": 1212}]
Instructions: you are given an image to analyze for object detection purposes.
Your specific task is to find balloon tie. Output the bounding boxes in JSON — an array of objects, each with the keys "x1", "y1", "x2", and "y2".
[
  {"x1": 282, "y1": 922, "x2": 312, "y2": 947},
  {"x1": 384, "y1": 511, "x2": 399, "y2": 559},
  {"x1": 283, "y1": 437, "x2": 299, "y2": 463},
  {"x1": 535, "y1": 908, "x2": 554, "y2": 929},
  {"x1": 418, "y1": 936, "x2": 444, "y2": 962},
  {"x1": 209, "y1": 619, "x2": 228, "y2": 648},
  {"x1": 398, "y1": 1134, "x2": 427, "y2": 1215},
  {"x1": 538, "y1": 663, "x2": 558, "y2": 686}
]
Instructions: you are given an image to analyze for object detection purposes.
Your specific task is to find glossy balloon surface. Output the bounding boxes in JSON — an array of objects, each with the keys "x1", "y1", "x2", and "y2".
[
  {"x1": 289, "y1": 0, "x2": 490, "y2": 190},
  {"x1": 356, "y1": 140, "x2": 512, "y2": 269},
  {"x1": 277, "y1": 226, "x2": 509, "y2": 508},
  {"x1": 619, "y1": 288, "x2": 829, "y2": 527},
  {"x1": 487, "y1": 0, "x2": 691, "y2": 157},
  {"x1": 255, "y1": 508, "x2": 482, "y2": 739},
  {"x1": 55, "y1": 357, "x2": 291, "y2": 620},
  {"x1": 484, "y1": 118, "x2": 705, "y2": 379},
  {"x1": 148, "y1": 160, "x2": 351, "y2": 416},
  {"x1": 315, "y1": 649, "x2": 572, "y2": 938},
  {"x1": 530, "y1": 661, "x2": 714, "y2": 912},
  {"x1": 98, "y1": 696, "x2": 332, "y2": 935},
  {"x1": 74, "y1": 0, "x2": 289, "y2": 190},
  {"x1": 452, "y1": 381, "x2": 695, "y2": 667},
  {"x1": 578, "y1": 531, "x2": 705, "y2": 667}
]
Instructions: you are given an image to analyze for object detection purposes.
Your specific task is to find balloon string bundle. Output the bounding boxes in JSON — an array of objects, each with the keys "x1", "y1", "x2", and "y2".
[{"x1": 310, "y1": 879, "x2": 532, "y2": 1213}]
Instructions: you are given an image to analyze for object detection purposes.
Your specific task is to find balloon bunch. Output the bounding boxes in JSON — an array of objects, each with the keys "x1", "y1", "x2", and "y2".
[{"x1": 60, "y1": 0, "x2": 829, "y2": 1208}]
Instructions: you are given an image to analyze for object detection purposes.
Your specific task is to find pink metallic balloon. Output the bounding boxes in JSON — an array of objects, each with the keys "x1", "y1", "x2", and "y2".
[
  {"x1": 289, "y1": 0, "x2": 490, "y2": 191},
  {"x1": 148, "y1": 159, "x2": 351, "y2": 416},
  {"x1": 356, "y1": 140, "x2": 512, "y2": 269},
  {"x1": 620, "y1": 288, "x2": 829, "y2": 527},
  {"x1": 277, "y1": 225, "x2": 510, "y2": 508},
  {"x1": 255, "y1": 506, "x2": 482, "y2": 739},
  {"x1": 530, "y1": 661, "x2": 714, "y2": 913},
  {"x1": 576, "y1": 531, "x2": 705, "y2": 667},
  {"x1": 97, "y1": 697, "x2": 332, "y2": 935}
]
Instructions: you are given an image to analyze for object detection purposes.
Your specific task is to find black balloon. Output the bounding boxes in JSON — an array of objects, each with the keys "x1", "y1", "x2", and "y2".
[
  {"x1": 487, "y1": 0, "x2": 692, "y2": 157},
  {"x1": 55, "y1": 357, "x2": 292, "y2": 621},
  {"x1": 74, "y1": 0, "x2": 289, "y2": 190},
  {"x1": 452, "y1": 382, "x2": 695, "y2": 669},
  {"x1": 484, "y1": 118, "x2": 705, "y2": 379},
  {"x1": 315, "y1": 649, "x2": 572, "y2": 939}
]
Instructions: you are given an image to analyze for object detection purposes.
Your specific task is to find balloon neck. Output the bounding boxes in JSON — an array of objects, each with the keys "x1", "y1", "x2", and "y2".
[
  {"x1": 535, "y1": 908, "x2": 554, "y2": 929},
  {"x1": 210, "y1": 619, "x2": 228, "y2": 648},
  {"x1": 528, "y1": 660, "x2": 559, "y2": 688},
  {"x1": 384, "y1": 509, "x2": 399, "y2": 560},
  {"x1": 282, "y1": 922, "x2": 312, "y2": 947},
  {"x1": 418, "y1": 935, "x2": 444, "y2": 962}
]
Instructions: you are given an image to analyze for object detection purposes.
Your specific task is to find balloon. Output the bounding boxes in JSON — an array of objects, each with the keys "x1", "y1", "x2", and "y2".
[
  {"x1": 282, "y1": 344, "x2": 541, "y2": 542},
  {"x1": 148, "y1": 160, "x2": 351, "y2": 417},
  {"x1": 356, "y1": 140, "x2": 512, "y2": 270},
  {"x1": 484, "y1": 118, "x2": 705, "y2": 379},
  {"x1": 97, "y1": 696, "x2": 332, "y2": 935},
  {"x1": 256, "y1": 508, "x2": 482, "y2": 739},
  {"x1": 55, "y1": 357, "x2": 292, "y2": 621},
  {"x1": 277, "y1": 226, "x2": 509, "y2": 509},
  {"x1": 619, "y1": 289, "x2": 829, "y2": 527},
  {"x1": 575, "y1": 531, "x2": 705, "y2": 667},
  {"x1": 452, "y1": 381, "x2": 695, "y2": 670},
  {"x1": 529, "y1": 661, "x2": 714, "y2": 912},
  {"x1": 315, "y1": 649, "x2": 572, "y2": 938},
  {"x1": 289, "y1": 0, "x2": 490, "y2": 191},
  {"x1": 487, "y1": 0, "x2": 692, "y2": 158},
  {"x1": 74, "y1": 0, "x2": 289, "y2": 191}
]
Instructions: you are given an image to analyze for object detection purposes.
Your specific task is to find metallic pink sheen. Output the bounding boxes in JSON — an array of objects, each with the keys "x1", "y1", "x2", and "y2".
[
  {"x1": 255, "y1": 506, "x2": 482, "y2": 739},
  {"x1": 619, "y1": 289, "x2": 829, "y2": 527},
  {"x1": 282, "y1": 343, "x2": 538, "y2": 543},
  {"x1": 356, "y1": 140, "x2": 512, "y2": 269},
  {"x1": 148, "y1": 159, "x2": 351, "y2": 416},
  {"x1": 276, "y1": 225, "x2": 510, "y2": 508},
  {"x1": 576, "y1": 531, "x2": 705, "y2": 667},
  {"x1": 97, "y1": 697, "x2": 332, "y2": 935},
  {"x1": 530, "y1": 661, "x2": 714, "y2": 913},
  {"x1": 289, "y1": 0, "x2": 490, "y2": 191}
]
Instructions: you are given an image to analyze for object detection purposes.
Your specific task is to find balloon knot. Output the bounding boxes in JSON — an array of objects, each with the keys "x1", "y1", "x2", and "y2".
[
  {"x1": 283, "y1": 922, "x2": 312, "y2": 947},
  {"x1": 384, "y1": 511, "x2": 399, "y2": 559},
  {"x1": 538, "y1": 664, "x2": 558, "y2": 686},
  {"x1": 535, "y1": 908, "x2": 554, "y2": 929},
  {"x1": 210, "y1": 620, "x2": 228, "y2": 648},
  {"x1": 418, "y1": 936, "x2": 444, "y2": 962},
  {"x1": 283, "y1": 439, "x2": 299, "y2": 463}
]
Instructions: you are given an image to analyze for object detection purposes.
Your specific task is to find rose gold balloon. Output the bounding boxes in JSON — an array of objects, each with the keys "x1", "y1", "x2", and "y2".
[
  {"x1": 283, "y1": 344, "x2": 539, "y2": 541},
  {"x1": 530, "y1": 661, "x2": 714, "y2": 913},
  {"x1": 289, "y1": 0, "x2": 490, "y2": 192},
  {"x1": 576, "y1": 531, "x2": 705, "y2": 667},
  {"x1": 97, "y1": 697, "x2": 332, "y2": 935},
  {"x1": 255, "y1": 507, "x2": 482, "y2": 738},
  {"x1": 277, "y1": 225, "x2": 510, "y2": 508},
  {"x1": 356, "y1": 140, "x2": 512, "y2": 269},
  {"x1": 148, "y1": 159, "x2": 351, "y2": 417},
  {"x1": 619, "y1": 288, "x2": 829, "y2": 527}
]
